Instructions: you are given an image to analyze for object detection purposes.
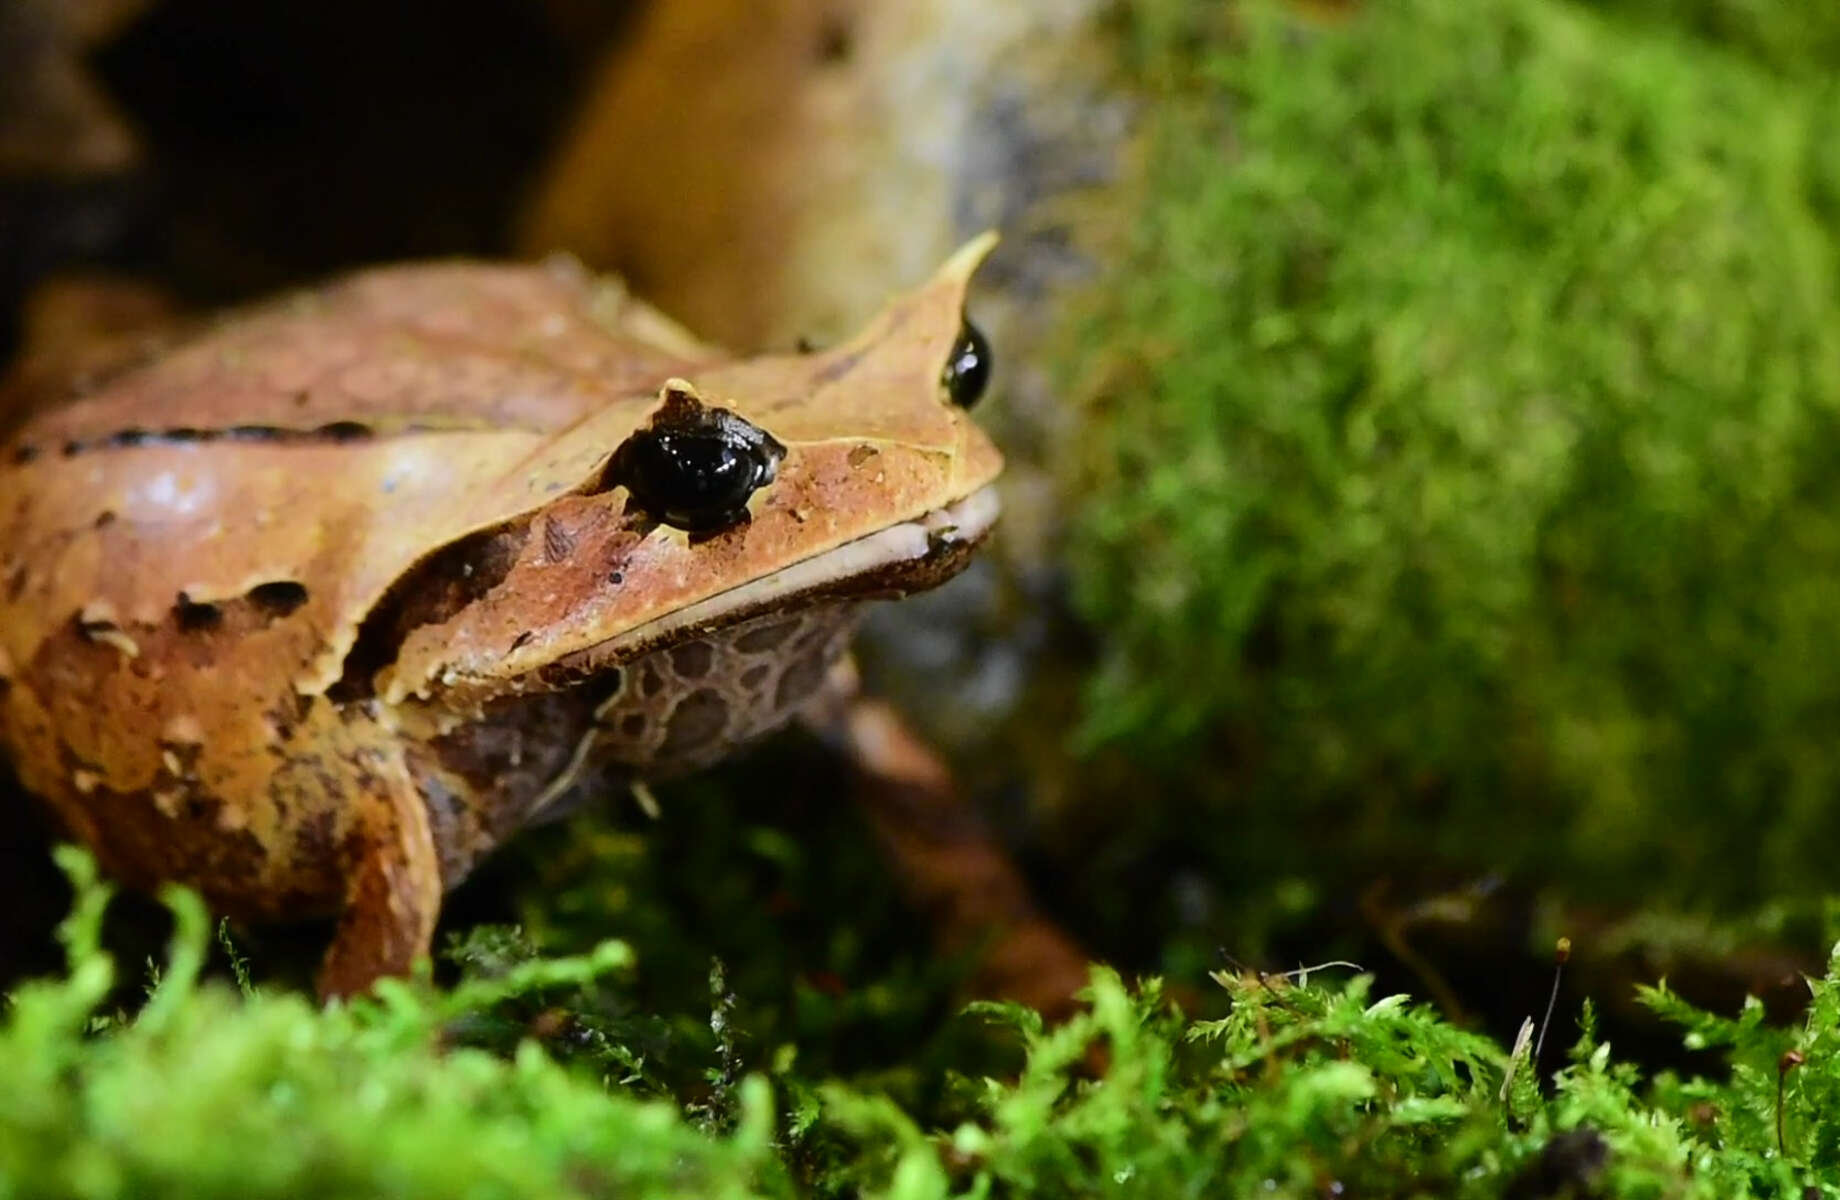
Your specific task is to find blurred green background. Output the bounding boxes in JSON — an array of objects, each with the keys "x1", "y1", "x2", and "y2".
[{"x1": 1053, "y1": 0, "x2": 1840, "y2": 992}]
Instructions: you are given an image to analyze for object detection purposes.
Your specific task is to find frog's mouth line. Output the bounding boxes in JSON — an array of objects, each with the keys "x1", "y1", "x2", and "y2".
[{"x1": 593, "y1": 483, "x2": 1002, "y2": 662}]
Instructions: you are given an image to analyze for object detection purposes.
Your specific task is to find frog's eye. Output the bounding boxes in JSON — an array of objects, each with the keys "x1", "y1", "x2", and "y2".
[
  {"x1": 610, "y1": 407, "x2": 786, "y2": 533},
  {"x1": 941, "y1": 317, "x2": 991, "y2": 408}
]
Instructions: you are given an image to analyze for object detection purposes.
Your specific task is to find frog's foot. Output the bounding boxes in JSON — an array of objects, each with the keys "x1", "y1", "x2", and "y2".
[
  {"x1": 316, "y1": 766, "x2": 443, "y2": 1001},
  {"x1": 806, "y1": 669, "x2": 1091, "y2": 1021}
]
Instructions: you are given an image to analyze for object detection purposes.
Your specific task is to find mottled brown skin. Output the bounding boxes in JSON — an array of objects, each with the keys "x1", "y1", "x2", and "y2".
[{"x1": 0, "y1": 237, "x2": 1004, "y2": 998}]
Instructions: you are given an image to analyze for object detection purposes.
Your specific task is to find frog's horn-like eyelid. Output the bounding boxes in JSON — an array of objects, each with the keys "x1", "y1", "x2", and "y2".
[{"x1": 940, "y1": 230, "x2": 1001, "y2": 282}]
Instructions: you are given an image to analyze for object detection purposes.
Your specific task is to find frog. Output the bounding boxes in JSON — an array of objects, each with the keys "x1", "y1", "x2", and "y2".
[{"x1": 0, "y1": 233, "x2": 1048, "y2": 1001}]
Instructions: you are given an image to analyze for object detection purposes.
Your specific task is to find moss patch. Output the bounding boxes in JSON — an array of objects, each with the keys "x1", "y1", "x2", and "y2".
[
  {"x1": 12, "y1": 851, "x2": 1840, "y2": 1197},
  {"x1": 0, "y1": 851, "x2": 785, "y2": 1199},
  {"x1": 1066, "y1": 0, "x2": 1840, "y2": 910},
  {"x1": 1589, "y1": 0, "x2": 1840, "y2": 75}
]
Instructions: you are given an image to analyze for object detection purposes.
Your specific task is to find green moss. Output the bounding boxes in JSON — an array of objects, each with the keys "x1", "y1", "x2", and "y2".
[
  {"x1": 0, "y1": 851, "x2": 787, "y2": 1200},
  {"x1": 15, "y1": 851, "x2": 1840, "y2": 1197},
  {"x1": 1587, "y1": 0, "x2": 1840, "y2": 76},
  {"x1": 1066, "y1": 0, "x2": 1840, "y2": 907},
  {"x1": 463, "y1": 748, "x2": 1002, "y2": 1097}
]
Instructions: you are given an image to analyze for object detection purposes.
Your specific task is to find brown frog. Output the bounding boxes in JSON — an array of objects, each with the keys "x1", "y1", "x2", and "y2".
[{"x1": 0, "y1": 235, "x2": 1059, "y2": 1000}]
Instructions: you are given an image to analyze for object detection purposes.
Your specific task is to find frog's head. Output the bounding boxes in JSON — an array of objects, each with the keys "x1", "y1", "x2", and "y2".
[{"x1": 371, "y1": 234, "x2": 1006, "y2": 706}]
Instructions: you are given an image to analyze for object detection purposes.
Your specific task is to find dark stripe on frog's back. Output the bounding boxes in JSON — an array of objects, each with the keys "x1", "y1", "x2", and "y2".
[
  {"x1": 22, "y1": 415, "x2": 524, "y2": 462},
  {"x1": 0, "y1": 262, "x2": 708, "y2": 455}
]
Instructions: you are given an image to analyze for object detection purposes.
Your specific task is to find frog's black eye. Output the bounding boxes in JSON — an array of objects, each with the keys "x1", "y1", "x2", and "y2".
[
  {"x1": 611, "y1": 405, "x2": 786, "y2": 533},
  {"x1": 941, "y1": 317, "x2": 991, "y2": 408}
]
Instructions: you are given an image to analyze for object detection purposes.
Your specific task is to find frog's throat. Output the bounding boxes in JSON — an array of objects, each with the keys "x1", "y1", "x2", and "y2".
[{"x1": 592, "y1": 483, "x2": 1000, "y2": 663}]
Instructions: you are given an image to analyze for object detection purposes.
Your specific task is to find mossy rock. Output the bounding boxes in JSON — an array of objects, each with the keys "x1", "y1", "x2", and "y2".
[{"x1": 1063, "y1": 0, "x2": 1840, "y2": 914}]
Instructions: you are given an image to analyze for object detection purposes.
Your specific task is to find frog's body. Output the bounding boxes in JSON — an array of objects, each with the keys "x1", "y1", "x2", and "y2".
[{"x1": 0, "y1": 238, "x2": 1003, "y2": 996}]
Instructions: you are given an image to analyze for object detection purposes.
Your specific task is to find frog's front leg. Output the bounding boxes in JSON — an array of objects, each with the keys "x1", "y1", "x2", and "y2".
[
  {"x1": 315, "y1": 751, "x2": 443, "y2": 1001},
  {"x1": 804, "y1": 660, "x2": 1091, "y2": 1018}
]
